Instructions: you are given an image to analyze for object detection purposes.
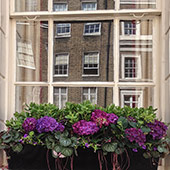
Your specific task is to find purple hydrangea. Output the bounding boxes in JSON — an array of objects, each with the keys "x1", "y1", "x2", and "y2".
[
  {"x1": 125, "y1": 128, "x2": 146, "y2": 147},
  {"x1": 36, "y1": 116, "x2": 59, "y2": 133},
  {"x1": 91, "y1": 110, "x2": 118, "y2": 128},
  {"x1": 127, "y1": 116, "x2": 137, "y2": 122},
  {"x1": 147, "y1": 120, "x2": 168, "y2": 140},
  {"x1": 55, "y1": 122, "x2": 65, "y2": 132},
  {"x1": 72, "y1": 120, "x2": 99, "y2": 136},
  {"x1": 22, "y1": 117, "x2": 37, "y2": 132}
]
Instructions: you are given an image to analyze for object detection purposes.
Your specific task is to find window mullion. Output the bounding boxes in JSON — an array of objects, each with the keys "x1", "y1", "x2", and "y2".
[
  {"x1": 48, "y1": 0, "x2": 53, "y2": 12},
  {"x1": 115, "y1": 0, "x2": 120, "y2": 10},
  {"x1": 48, "y1": 18, "x2": 54, "y2": 103},
  {"x1": 113, "y1": 18, "x2": 120, "y2": 105}
]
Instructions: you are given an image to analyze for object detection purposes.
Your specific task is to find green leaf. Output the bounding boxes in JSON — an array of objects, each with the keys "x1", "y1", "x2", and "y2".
[
  {"x1": 143, "y1": 152, "x2": 151, "y2": 159},
  {"x1": 29, "y1": 131, "x2": 34, "y2": 136},
  {"x1": 151, "y1": 151, "x2": 160, "y2": 158},
  {"x1": 0, "y1": 145, "x2": 7, "y2": 149},
  {"x1": 129, "y1": 122, "x2": 137, "y2": 128},
  {"x1": 157, "y1": 146, "x2": 169, "y2": 153},
  {"x1": 117, "y1": 117, "x2": 128, "y2": 129},
  {"x1": 102, "y1": 143, "x2": 117, "y2": 152},
  {"x1": 61, "y1": 147, "x2": 73, "y2": 157},
  {"x1": 52, "y1": 150, "x2": 59, "y2": 158},
  {"x1": 141, "y1": 127, "x2": 151, "y2": 134},
  {"x1": 53, "y1": 145, "x2": 62, "y2": 153},
  {"x1": 59, "y1": 138, "x2": 72, "y2": 147},
  {"x1": 12, "y1": 143, "x2": 23, "y2": 153}
]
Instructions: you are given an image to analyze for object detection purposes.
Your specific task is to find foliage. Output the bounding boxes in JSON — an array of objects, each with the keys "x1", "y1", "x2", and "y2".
[{"x1": 0, "y1": 101, "x2": 170, "y2": 160}]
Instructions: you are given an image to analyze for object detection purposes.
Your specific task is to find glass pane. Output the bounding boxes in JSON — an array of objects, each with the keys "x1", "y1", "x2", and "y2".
[
  {"x1": 15, "y1": 86, "x2": 48, "y2": 112},
  {"x1": 120, "y1": 20, "x2": 153, "y2": 82},
  {"x1": 15, "y1": 0, "x2": 48, "y2": 12},
  {"x1": 53, "y1": 21, "x2": 114, "y2": 82},
  {"x1": 53, "y1": 0, "x2": 115, "y2": 11},
  {"x1": 120, "y1": 87, "x2": 154, "y2": 108},
  {"x1": 16, "y1": 21, "x2": 48, "y2": 82},
  {"x1": 53, "y1": 87, "x2": 113, "y2": 108},
  {"x1": 120, "y1": 0, "x2": 156, "y2": 9}
]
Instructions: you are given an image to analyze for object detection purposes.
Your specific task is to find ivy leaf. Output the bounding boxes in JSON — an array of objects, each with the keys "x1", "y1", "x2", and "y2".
[
  {"x1": 102, "y1": 143, "x2": 117, "y2": 152},
  {"x1": 53, "y1": 145, "x2": 62, "y2": 153},
  {"x1": 59, "y1": 138, "x2": 72, "y2": 147},
  {"x1": 12, "y1": 143, "x2": 23, "y2": 153},
  {"x1": 61, "y1": 147, "x2": 73, "y2": 157}
]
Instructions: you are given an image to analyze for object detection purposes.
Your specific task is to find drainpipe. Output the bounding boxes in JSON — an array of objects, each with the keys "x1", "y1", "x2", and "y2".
[
  {"x1": 104, "y1": 21, "x2": 111, "y2": 108},
  {"x1": 105, "y1": 0, "x2": 107, "y2": 9}
]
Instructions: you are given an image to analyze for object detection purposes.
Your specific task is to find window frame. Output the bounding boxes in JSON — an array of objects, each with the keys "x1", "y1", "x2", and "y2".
[
  {"x1": 83, "y1": 22, "x2": 101, "y2": 36},
  {"x1": 82, "y1": 87, "x2": 97, "y2": 104},
  {"x1": 81, "y1": 1, "x2": 97, "y2": 11},
  {"x1": 53, "y1": 87, "x2": 68, "y2": 109},
  {"x1": 121, "y1": 90, "x2": 143, "y2": 108},
  {"x1": 53, "y1": 2, "x2": 68, "y2": 12},
  {"x1": 53, "y1": 53, "x2": 69, "y2": 77},
  {"x1": 82, "y1": 52, "x2": 99, "y2": 76},
  {"x1": 121, "y1": 54, "x2": 142, "y2": 80},
  {"x1": 55, "y1": 23, "x2": 71, "y2": 38}
]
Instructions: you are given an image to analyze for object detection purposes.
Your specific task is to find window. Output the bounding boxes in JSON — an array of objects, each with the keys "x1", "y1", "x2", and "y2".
[
  {"x1": 120, "y1": 0, "x2": 156, "y2": 9},
  {"x1": 53, "y1": 3, "x2": 68, "y2": 11},
  {"x1": 121, "y1": 90, "x2": 143, "y2": 108},
  {"x1": 55, "y1": 24, "x2": 71, "y2": 38},
  {"x1": 84, "y1": 23, "x2": 101, "y2": 35},
  {"x1": 82, "y1": 87, "x2": 97, "y2": 104},
  {"x1": 54, "y1": 53, "x2": 69, "y2": 76},
  {"x1": 25, "y1": 0, "x2": 37, "y2": 11},
  {"x1": 81, "y1": 2, "x2": 97, "y2": 11},
  {"x1": 83, "y1": 52, "x2": 99, "y2": 76},
  {"x1": 54, "y1": 87, "x2": 67, "y2": 109},
  {"x1": 121, "y1": 54, "x2": 141, "y2": 79},
  {"x1": 121, "y1": 21, "x2": 140, "y2": 36}
]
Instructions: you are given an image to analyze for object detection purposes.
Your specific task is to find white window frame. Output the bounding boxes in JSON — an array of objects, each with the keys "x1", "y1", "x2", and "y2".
[
  {"x1": 83, "y1": 52, "x2": 99, "y2": 76},
  {"x1": 121, "y1": 90, "x2": 143, "y2": 108},
  {"x1": 55, "y1": 23, "x2": 71, "y2": 38},
  {"x1": 54, "y1": 87, "x2": 68, "y2": 109},
  {"x1": 82, "y1": 87, "x2": 97, "y2": 104},
  {"x1": 83, "y1": 22, "x2": 101, "y2": 36},
  {"x1": 121, "y1": 20, "x2": 140, "y2": 36},
  {"x1": 81, "y1": 1, "x2": 97, "y2": 11},
  {"x1": 54, "y1": 53, "x2": 69, "y2": 77},
  {"x1": 121, "y1": 54, "x2": 141, "y2": 79},
  {"x1": 53, "y1": 3, "x2": 68, "y2": 12}
]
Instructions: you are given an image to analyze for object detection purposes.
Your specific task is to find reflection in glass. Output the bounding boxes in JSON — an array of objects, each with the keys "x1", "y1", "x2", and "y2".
[
  {"x1": 120, "y1": 87, "x2": 154, "y2": 108},
  {"x1": 120, "y1": 20, "x2": 153, "y2": 82},
  {"x1": 120, "y1": 0, "x2": 156, "y2": 9},
  {"x1": 16, "y1": 21, "x2": 48, "y2": 82},
  {"x1": 15, "y1": 0, "x2": 48, "y2": 12},
  {"x1": 53, "y1": 87, "x2": 113, "y2": 108},
  {"x1": 15, "y1": 86, "x2": 48, "y2": 112}
]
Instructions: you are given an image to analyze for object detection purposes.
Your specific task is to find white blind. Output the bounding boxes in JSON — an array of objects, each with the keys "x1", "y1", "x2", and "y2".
[
  {"x1": 55, "y1": 54, "x2": 68, "y2": 65},
  {"x1": 84, "y1": 53, "x2": 98, "y2": 64}
]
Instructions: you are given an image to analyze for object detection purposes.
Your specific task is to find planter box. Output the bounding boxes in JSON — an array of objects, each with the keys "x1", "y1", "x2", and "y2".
[{"x1": 6, "y1": 145, "x2": 158, "y2": 170}]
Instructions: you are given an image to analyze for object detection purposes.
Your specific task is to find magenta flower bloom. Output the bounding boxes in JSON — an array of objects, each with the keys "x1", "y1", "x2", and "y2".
[
  {"x1": 36, "y1": 116, "x2": 59, "y2": 133},
  {"x1": 125, "y1": 128, "x2": 146, "y2": 147},
  {"x1": 147, "y1": 120, "x2": 168, "y2": 140},
  {"x1": 91, "y1": 110, "x2": 118, "y2": 128},
  {"x1": 72, "y1": 120, "x2": 99, "y2": 136},
  {"x1": 55, "y1": 122, "x2": 65, "y2": 132},
  {"x1": 22, "y1": 117, "x2": 37, "y2": 132}
]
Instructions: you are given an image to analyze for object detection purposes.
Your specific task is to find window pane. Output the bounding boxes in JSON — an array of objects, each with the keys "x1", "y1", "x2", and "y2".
[
  {"x1": 120, "y1": 87, "x2": 154, "y2": 108},
  {"x1": 53, "y1": 21, "x2": 114, "y2": 82},
  {"x1": 84, "y1": 23, "x2": 101, "y2": 35},
  {"x1": 15, "y1": 0, "x2": 48, "y2": 12},
  {"x1": 120, "y1": 0, "x2": 156, "y2": 9},
  {"x1": 120, "y1": 20, "x2": 153, "y2": 82},
  {"x1": 53, "y1": 3, "x2": 67, "y2": 11},
  {"x1": 16, "y1": 21, "x2": 48, "y2": 82},
  {"x1": 15, "y1": 86, "x2": 48, "y2": 112},
  {"x1": 53, "y1": 87, "x2": 113, "y2": 108}
]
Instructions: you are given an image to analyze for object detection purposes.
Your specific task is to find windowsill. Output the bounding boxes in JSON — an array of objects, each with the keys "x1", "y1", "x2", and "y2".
[
  {"x1": 55, "y1": 35, "x2": 71, "y2": 38},
  {"x1": 83, "y1": 33, "x2": 101, "y2": 36},
  {"x1": 82, "y1": 74, "x2": 99, "y2": 77},
  {"x1": 53, "y1": 75, "x2": 68, "y2": 77}
]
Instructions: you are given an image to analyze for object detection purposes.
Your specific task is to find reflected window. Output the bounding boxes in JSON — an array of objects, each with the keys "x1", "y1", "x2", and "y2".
[
  {"x1": 54, "y1": 53, "x2": 69, "y2": 76},
  {"x1": 54, "y1": 87, "x2": 67, "y2": 109},
  {"x1": 82, "y1": 87, "x2": 97, "y2": 104},
  {"x1": 122, "y1": 54, "x2": 141, "y2": 79},
  {"x1": 83, "y1": 52, "x2": 99, "y2": 76},
  {"x1": 84, "y1": 23, "x2": 101, "y2": 36},
  {"x1": 81, "y1": 2, "x2": 97, "y2": 11},
  {"x1": 121, "y1": 21, "x2": 140, "y2": 36},
  {"x1": 55, "y1": 24, "x2": 71, "y2": 38},
  {"x1": 121, "y1": 90, "x2": 143, "y2": 108},
  {"x1": 53, "y1": 3, "x2": 68, "y2": 11}
]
